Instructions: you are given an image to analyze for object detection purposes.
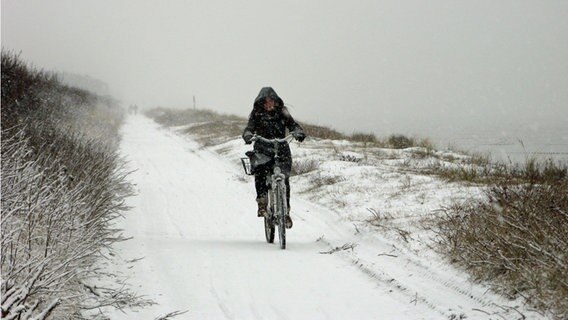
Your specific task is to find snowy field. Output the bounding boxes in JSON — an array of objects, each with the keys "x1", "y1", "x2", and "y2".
[{"x1": 103, "y1": 115, "x2": 547, "y2": 319}]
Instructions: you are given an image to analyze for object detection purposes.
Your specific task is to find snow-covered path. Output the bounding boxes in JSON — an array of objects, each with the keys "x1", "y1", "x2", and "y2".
[{"x1": 108, "y1": 115, "x2": 535, "y2": 319}]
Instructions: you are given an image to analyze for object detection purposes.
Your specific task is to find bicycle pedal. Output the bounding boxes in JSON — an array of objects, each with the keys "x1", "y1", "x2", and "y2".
[{"x1": 285, "y1": 216, "x2": 293, "y2": 229}]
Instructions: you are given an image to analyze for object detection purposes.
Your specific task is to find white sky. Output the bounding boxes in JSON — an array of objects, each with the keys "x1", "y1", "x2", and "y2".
[{"x1": 2, "y1": 0, "x2": 567, "y2": 138}]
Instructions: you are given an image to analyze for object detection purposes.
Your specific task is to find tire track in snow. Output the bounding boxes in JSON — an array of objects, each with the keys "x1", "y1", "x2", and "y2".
[
  {"x1": 302, "y1": 206, "x2": 534, "y2": 320},
  {"x1": 315, "y1": 237, "x2": 450, "y2": 318}
]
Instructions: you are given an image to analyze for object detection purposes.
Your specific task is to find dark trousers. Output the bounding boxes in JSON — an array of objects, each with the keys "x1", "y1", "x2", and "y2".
[{"x1": 254, "y1": 165, "x2": 290, "y2": 208}]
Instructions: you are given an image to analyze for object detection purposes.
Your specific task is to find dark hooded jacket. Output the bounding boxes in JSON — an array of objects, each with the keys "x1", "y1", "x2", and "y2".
[
  {"x1": 243, "y1": 87, "x2": 303, "y2": 140},
  {"x1": 242, "y1": 87, "x2": 304, "y2": 174}
]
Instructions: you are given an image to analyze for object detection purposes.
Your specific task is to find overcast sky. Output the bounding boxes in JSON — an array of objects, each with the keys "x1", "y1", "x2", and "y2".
[{"x1": 2, "y1": 0, "x2": 567, "y2": 139}]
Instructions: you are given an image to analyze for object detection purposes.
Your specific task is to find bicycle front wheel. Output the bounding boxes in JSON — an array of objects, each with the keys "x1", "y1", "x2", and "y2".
[
  {"x1": 264, "y1": 211, "x2": 275, "y2": 243},
  {"x1": 275, "y1": 180, "x2": 287, "y2": 249}
]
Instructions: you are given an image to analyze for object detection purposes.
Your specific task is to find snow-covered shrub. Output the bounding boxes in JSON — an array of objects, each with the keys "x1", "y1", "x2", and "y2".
[
  {"x1": 1, "y1": 129, "x2": 129, "y2": 318},
  {"x1": 1, "y1": 51, "x2": 139, "y2": 319}
]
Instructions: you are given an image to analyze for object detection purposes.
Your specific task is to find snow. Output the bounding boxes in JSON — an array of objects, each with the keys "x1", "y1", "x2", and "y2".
[{"x1": 105, "y1": 115, "x2": 546, "y2": 319}]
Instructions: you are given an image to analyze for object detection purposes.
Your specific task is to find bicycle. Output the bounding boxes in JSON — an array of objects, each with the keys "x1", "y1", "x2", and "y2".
[{"x1": 241, "y1": 134, "x2": 294, "y2": 249}]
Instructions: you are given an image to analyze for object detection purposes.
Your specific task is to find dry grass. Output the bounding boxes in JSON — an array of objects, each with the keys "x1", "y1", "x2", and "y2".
[
  {"x1": 291, "y1": 159, "x2": 320, "y2": 176},
  {"x1": 366, "y1": 208, "x2": 395, "y2": 227},
  {"x1": 145, "y1": 107, "x2": 224, "y2": 127},
  {"x1": 388, "y1": 134, "x2": 432, "y2": 149},
  {"x1": 302, "y1": 123, "x2": 347, "y2": 140},
  {"x1": 146, "y1": 108, "x2": 247, "y2": 147},
  {"x1": 183, "y1": 119, "x2": 246, "y2": 147},
  {"x1": 146, "y1": 108, "x2": 433, "y2": 153},
  {"x1": 297, "y1": 172, "x2": 346, "y2": 194},
  {"x1": 436, "y1": 162, "x2": 568, "y2": 318},
  {"x1": 427, "y1": 154, "x2": 566, "y2": 186},
  {"x1": 350, "y1": 132, "x2": 379, "y2": 144}
]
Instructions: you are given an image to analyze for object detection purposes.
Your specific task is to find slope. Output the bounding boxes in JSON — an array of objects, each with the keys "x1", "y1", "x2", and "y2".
[{"x1": 106, "y1": 115, "x2": 541, "y2": 320}]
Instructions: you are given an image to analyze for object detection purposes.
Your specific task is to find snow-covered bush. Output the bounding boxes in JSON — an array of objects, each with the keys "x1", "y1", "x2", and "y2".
[{"x1": 1, "y1": 51, "x2": 138, "y2": 319}]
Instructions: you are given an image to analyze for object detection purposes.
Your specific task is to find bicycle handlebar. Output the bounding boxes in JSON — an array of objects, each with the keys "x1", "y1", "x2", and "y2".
[{"x1": 251, "y1": 134, "x2": 295, "y2": 144}]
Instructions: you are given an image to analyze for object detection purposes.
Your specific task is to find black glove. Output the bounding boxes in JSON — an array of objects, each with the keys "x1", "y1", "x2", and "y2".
[
  {"x1": 293, "y1": 131, "x2": 305, "y2": 142},
  {"x1": 243, "y1": 132, "x2": 253, "y2": 144}
]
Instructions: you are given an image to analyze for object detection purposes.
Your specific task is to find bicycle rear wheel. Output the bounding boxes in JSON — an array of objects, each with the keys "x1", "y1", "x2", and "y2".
[{"x1": 275, "y1": 181, "x2": 287, "y2": 249}]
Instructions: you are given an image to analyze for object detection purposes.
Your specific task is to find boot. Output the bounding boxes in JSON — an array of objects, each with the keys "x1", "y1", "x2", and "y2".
[
  {"x1": 285, "y1": 207, "x2": 293, "y2": 229},
  {"x1": 257, "y1": 197, "x2": 267, "y2": 217}
]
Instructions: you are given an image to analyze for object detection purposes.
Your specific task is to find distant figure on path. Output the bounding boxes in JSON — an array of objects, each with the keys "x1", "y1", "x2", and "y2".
[{"x1": 128, "y1": 104, "x2": 138, "y2": 115}]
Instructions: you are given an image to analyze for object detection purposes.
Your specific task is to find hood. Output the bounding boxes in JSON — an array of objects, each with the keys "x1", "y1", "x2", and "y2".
[{"x1": 253, "y1": 87, "x2": 284, "y2": 108}]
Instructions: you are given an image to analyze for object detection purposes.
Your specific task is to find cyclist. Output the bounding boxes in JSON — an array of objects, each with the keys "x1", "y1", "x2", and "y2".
[{"x1": 242, "y1": 87, "x2": 305, "y2": 228}]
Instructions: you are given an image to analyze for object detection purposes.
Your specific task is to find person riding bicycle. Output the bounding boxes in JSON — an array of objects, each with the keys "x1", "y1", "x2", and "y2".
[{"x1": 242, "y1": 87, "x2": 305, "y2": 228}]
